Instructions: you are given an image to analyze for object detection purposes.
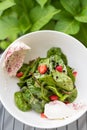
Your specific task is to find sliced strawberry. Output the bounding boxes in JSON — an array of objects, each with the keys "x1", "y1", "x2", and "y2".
[
  {"x1": 38, "y1": 65, "x2": 47, "y2": 74},
  {"x1": 49, "y1": 95, "x2": 58, "y2": 101},
  {"x1": 64, "y1": 101, "x2": 70, "y2": 104},
  {"x1": 41, "y1": 113, "x2": 47, "y2": 118},
  {"x1": 16, "y1": 72, "x2": 23, "y2": 78},
  {"x1": 73, "y1": 71, "x2": 77, "y2": 77},
  {"x1": 56, "y1": 65, "x2": 63, "y2": 72}
]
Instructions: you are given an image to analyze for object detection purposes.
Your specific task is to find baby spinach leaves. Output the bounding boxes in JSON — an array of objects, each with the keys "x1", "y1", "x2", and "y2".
[
  {"x1": 47, "y1": 47, "x2": 67, "y2": 65},
  {"x1": 14, "y1": 47, "x2": 78, "y2": 113},
  {"x1": 14, "y1": 91, "x2": 31, "y2": 111},
  {"x1": 52, "y1": 70, "x2": 74, "y2": 91}
]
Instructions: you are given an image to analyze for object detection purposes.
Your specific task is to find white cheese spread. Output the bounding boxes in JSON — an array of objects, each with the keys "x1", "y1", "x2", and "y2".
[
  {"x1": 44, "y1": 100, "x2": 74, "y2": 119},
  {"x1": 3, "y1": 42, "x2": 31, "y2": 76}
]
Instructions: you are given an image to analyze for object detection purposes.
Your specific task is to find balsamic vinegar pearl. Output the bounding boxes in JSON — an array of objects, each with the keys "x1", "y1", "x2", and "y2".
[
  {"x1": 63, "y1": 70, "x2": 65, "y2": 72},
  {"x1": 56, "y1": 76, "x2": 58, "y2": 79}
]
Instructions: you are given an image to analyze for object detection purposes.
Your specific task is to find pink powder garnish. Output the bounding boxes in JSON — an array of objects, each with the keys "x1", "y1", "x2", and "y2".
[
  {"x1": 67, "y1": 102, "x2": 87, "y2": 111},
  {"x1": 5, "y1": 50, "x2": 12, "y2": 59},
  {"x1": 8, "y1": 67, "x2": 12, "y2": 72},
  {"x1": 44, "y1": 100, "x2": 87, "y2": 120}
]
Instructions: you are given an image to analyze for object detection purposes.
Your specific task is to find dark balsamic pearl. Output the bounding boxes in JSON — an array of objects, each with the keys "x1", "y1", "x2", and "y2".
[
  {"x1": 56, "y1": 62, "x2": 59, "y2": 66},
  {"x1": 63, "y1": 70, "x2": 66, "y2": 73},
  {"x1": 56, "y1": 76, "x2": 58, "y2": 79}
]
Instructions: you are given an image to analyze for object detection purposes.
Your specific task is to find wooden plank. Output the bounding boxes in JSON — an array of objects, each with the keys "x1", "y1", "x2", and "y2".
[
  {"x1": 77, "y1": 113, "x2": 87, "y2": 130},
  {"x1": 57, "y1": 125, "x2": 66, "y2": 130},
  {"x1": 13, "y1": 119, "x2": 24, "y2": 130},
  {"x1": 0, "y1": 103, "x2": 5, "y2": 130},
  {"x1": 2, "y1": 109, "x2": 14, "y2": 130},
  {"x1": 67, "y1": 121, "x2": 77, "y2": 130},
  {"x1": 34, "y1": 128, "x2": 46, "y2": 130},
  {"x1": 24, "y1": 124, "x2": 35, "y2": 130}
]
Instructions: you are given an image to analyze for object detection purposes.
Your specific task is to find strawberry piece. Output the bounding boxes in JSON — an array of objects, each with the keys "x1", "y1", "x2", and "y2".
[
  {"x1": 73, "y1": 71, "x2": 77, "y2": 77},
  {"x1": 38, "y1": 65, "x2": 47, "y2": 74},
  {"x1": 64, "y1": 101, "x2": 70, "y2": 104},
  {"x1": 49, "y1": 95, "x2": 58, "y2": 101},
  {"x1": 41, "y1": 113, "x2": 47, "y2": 118},
  {"x1": 56, "y1": 65, "x2": 63, "y2": 72},
  {"x1": 16, "y1": 72, "x2": 23, "y2": 78}
]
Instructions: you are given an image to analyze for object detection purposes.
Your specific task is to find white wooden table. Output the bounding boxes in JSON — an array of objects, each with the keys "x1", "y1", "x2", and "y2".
[{"x1": 0, "y1": 102, "x2": 87, "y2": 130}]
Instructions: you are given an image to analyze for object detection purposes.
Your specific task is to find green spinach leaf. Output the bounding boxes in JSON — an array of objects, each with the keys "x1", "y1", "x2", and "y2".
[
  {"x1": 66, "y1": 66, "x2": 75, "y2": 84},
  {"x1": 66, "y1": 88, "x2": 78, "y2": 103},
  {"x1": 30, "y1": 5, "x2": 60, "y2": 31},
  {"x1": 75, "y1": 7, "x2": 87, "y2": 23},
  {"x1": 36, "y1": 0, "x2": 48, "y2": 8},
  {"x1": 47, "y1": 47, "x2": 67, "y2": 65},
  {"x1": 53, "y1": 71, "x2": 74, "y2": 91},
  {"x1": 0, "y1": 14, "x2": 19, "y2": 40},
  {"x1": 14, "y1": 91, "x2": 31, "y2": 111},
  {"x1": 55, "y1": 16, "x2": 80, "y2": 35},
  {"x1": 0, "y1": 0, "x2": 15, "y2": 12},
  {"x1": 60, "y1": 0, "x2": 81, "y2": 16}
]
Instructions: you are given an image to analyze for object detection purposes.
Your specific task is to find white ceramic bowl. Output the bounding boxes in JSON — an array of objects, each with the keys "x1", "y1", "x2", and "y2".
[{"x1": 0, "y1": 30, "x2": 87, "y2": 128}]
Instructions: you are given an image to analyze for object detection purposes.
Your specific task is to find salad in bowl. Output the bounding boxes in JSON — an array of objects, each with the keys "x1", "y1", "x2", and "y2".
[
  {"x1": 0, "y1": 30, "x2": 87, "y2": 128},
  {"x1": 14, "y1": 46, "x2": 78, "y2": 119}
]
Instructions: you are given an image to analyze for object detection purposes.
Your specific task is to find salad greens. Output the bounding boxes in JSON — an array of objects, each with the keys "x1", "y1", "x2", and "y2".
[
  {"x1": 14, "y1": 47, "x2": 77, "y2": 113},
  {"x1": 0, "y1": 0, "x2": 87, "y2": 51}
]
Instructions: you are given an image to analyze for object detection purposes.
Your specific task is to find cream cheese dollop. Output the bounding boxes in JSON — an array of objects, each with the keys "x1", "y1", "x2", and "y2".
[
  {"x1": 44, "y1": 100, "x2": 75, "y2": 119},
  {"x1": 3, "y1": 42, "x2": 31, "y2": 76}
]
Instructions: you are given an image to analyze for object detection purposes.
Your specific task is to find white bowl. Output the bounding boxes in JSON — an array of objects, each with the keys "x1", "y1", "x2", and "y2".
[{"x1": 0, "y1": 30, "x2": 87, "y2": 128}]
